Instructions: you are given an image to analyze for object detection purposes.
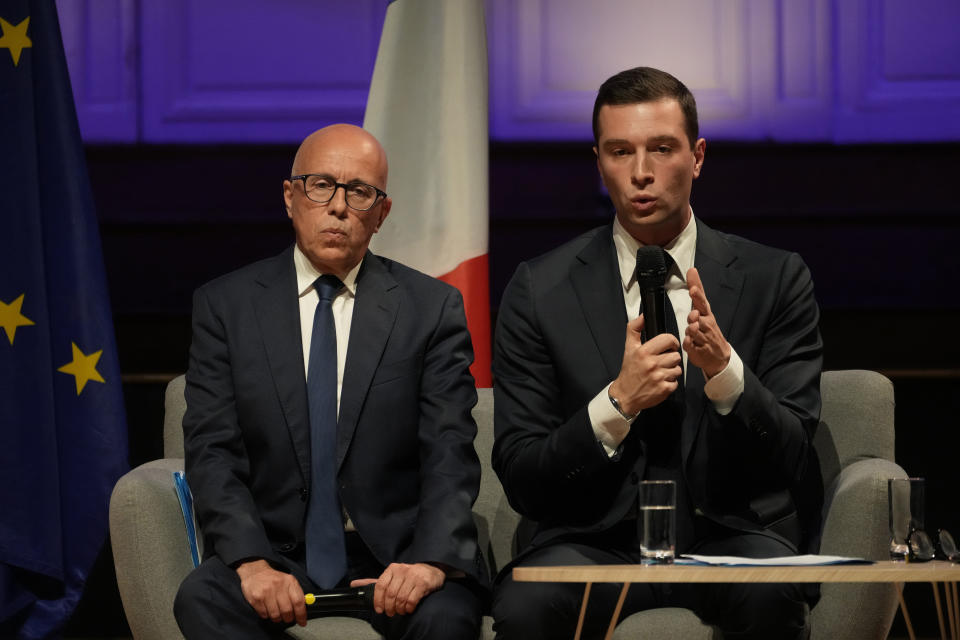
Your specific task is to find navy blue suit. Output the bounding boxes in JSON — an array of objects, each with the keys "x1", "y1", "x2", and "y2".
[
  {"x1": 491, "y1": 219, "x2": 823, "y2": 639},
  {"x1": 175, "y1": 246, "x2": 487, "y2": 639}
]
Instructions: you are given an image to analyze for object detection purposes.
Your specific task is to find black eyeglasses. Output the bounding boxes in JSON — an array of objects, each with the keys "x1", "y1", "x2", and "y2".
[
  {"x1": 906, "y1": 528, "x2": 960, "y2": 563},
  {"x1": 908, "y1": 528, "x2": 935, "y2": 562},
  {"x1": 288, "y1": 174, "x2": 387, "y2": 211},
  {"x1": 939, "y1": 529, "x2": 960, "y2": 562}
]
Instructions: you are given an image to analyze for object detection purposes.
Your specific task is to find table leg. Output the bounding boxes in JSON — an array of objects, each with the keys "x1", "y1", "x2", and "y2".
[
  {"x1": 603, "y1": 583, "x2": 630, "y2": 640},
  {"x1": 944, "y1": 582, "x2": 957, "y2": 640},
  {"x1": 932, "y1": 582, "x2": 948, "y2": 640},
  {"x1": 950, "y1": 582, "x2": 960, "y2": 640},
  {"x1": 574, "y1": 583, "x2": 592, "y2": 640},
  {"x1": 897, "y1": 583, "x2": 917, "y2": 640}
]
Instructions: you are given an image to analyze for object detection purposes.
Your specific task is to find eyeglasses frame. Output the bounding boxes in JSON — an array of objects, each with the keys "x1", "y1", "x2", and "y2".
[{"x1": 287, "y1": 174, "x2": 387, "y2": 212}]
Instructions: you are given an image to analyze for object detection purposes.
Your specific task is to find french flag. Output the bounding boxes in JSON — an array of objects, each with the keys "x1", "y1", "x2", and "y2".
[{"x1": 364, "y1": 0, "x2": 491, "y2": 387}]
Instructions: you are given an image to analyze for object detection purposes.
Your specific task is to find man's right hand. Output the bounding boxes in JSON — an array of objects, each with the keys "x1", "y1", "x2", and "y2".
[
  {"x1": 609, "y1": 314, "x2": 682, "y2": 417},
  {"x1": 236, "y1": 559, "x2": 307, "y2": 627}
]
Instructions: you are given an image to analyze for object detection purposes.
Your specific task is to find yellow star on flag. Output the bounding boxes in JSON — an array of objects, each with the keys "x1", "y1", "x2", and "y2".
[
  {"x1": 58, "y1": 342, "x2": 106, "y2": 395},
  {"x1": 0, "y1": 293, "x2": 35, "y2": 345},
  {"x1": 0, "y1": 16, "x2": 31, "y2": 66}
]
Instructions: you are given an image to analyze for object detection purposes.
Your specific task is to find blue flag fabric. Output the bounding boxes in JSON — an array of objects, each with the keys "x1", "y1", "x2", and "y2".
[{"x1": 0, "y1": 1, "x2": 129, "y2": 637}]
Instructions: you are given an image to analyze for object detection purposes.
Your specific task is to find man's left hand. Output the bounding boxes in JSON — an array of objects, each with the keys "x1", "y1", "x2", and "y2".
[
  {"x1": 350, "y1": 562, "x2": 445, "y2": 617},
  {"x1": 684, "y1": 267, "x2": 731, "y2": 378}
]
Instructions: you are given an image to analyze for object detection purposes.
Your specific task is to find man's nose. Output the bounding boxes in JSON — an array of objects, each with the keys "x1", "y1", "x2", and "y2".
[
  {"x1": 326, "y1": 185, "x2": 349, "y2": 217},
  {"x1": 632, "y1": 152, "x2": 654, "y2": 186}
]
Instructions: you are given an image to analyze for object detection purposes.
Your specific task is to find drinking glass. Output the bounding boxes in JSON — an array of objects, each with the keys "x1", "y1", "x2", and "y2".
[
  {"x1": 889, "y1": 477, "x2": 925, "y2": 561},
  {"x1": 639, "y1": 480, "x2": 676, "y2": 564}
]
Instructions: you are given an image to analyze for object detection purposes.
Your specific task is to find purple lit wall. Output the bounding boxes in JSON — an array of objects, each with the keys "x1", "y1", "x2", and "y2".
[{"x1": 58, "y1": 0, "x2": 960, "y2": 143}]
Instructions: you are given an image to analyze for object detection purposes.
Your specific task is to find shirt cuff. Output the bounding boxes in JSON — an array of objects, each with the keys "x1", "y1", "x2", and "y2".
[
  {"x1": 588, "y1": 382, "x2": 631, "y2": 457},
  {"x1": 703, "y1": 347, "x2": 744, "y2": 415}
]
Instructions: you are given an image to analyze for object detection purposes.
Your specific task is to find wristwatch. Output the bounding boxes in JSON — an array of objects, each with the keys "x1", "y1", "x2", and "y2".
[{"x1": 608, "y1": 393, "x2": 638, "y2": 422}]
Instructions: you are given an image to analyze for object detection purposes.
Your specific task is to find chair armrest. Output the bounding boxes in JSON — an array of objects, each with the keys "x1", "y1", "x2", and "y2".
[
  {"x1": 811, "y1": 457, "x2": 907, "y2": 640},
  {"x1": 110, "y1": 458, "x2": 192, "y2": 640},
  {"x1": 819, "y1": 457, "x2": 907, "y2": 560}
]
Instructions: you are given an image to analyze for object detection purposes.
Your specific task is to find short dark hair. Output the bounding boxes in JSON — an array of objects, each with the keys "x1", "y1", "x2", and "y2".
[{"x1": 592, "y1": 67, "x2": 699, "y2": 148}]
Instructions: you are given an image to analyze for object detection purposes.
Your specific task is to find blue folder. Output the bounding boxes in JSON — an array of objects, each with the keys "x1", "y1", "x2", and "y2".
[{"x1": 173, "y1": 471, "x2": 201, "y2": 568}]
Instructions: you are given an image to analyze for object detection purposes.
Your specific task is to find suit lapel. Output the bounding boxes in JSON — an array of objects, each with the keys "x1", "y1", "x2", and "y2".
[
  {"x1": 692, "y1": 220, "x2": 743, "y2": 339},
  {"x1": 569, "y1": 226, "x2": 628, "y2": 380},
  {"x1": 681, "y1": 219, "x2": 745, "y2": 463},
  {"x1": 336, "y1": 252, "x2": 399, "y2": 471},
  {"x1": 253, "y1": 246, "x2": 312, "y2": 483}
]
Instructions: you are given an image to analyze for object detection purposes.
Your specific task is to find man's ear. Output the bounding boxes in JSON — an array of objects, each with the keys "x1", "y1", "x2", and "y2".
[
  {"x1": 283, "y1": 180, "x2": 294, "y2": 219},
  {"x1": 374, "y1": 197, "x2": 392, "y2": 232},
  {"x1": 692, "y1": 138, "x2": 706, "y2": 178}
]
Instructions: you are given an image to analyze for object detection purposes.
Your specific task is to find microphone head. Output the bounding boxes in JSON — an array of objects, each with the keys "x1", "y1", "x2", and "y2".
[{"x1": 636, "y1": 246, "x2": 667, "y2": 288}]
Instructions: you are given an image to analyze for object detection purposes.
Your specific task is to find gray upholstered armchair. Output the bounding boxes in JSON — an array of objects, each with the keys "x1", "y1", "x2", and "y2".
[
  {"x1": 109, "y1": 378, "x2": 513, "y2": 639},
  {"x1": 612, "y1": 369, "x2": 905, "y2": 639},
  {"x1": 110, "y1": 370, "x2": 902, "y2": 639}
]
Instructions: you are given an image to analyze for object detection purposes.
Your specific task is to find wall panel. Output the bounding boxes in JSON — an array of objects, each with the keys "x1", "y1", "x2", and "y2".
[
  {"x1": 56, "y1": 0, "x2": 138, "y2": 141},
  {"x1": 835, "y1": 0, "x2": 960, "y2": 141},
  {"x1": 767, "y1": 0, "x2": 832, "y2": 139},
  {"x1": 489, "y1": 0, "x2": 762, "y2": 140},
  {"x1": 53, "y1": 1, "x2": 960, "y2": 143},
  {"x1": 139, "y1": 0, "x2": 384, "y2": 142}
]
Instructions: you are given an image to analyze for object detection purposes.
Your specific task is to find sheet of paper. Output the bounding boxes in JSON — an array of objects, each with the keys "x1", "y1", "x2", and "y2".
[{"x1": 677, "y1": 554, "x2": 873, "y2": 566}]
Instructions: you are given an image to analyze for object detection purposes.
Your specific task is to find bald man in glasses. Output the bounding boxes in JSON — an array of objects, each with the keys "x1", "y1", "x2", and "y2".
[{"x1": 174, "y1": 124, "x2": 487, "y2": 640}]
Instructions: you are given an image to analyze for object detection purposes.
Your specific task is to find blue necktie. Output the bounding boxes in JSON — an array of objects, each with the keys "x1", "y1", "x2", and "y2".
[{"x1": 304, "y1": 274, "x2": 347, "y2": 589}]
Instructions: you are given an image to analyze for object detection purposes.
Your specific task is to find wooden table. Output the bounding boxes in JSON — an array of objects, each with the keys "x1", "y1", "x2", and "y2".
[{"x1": 513, "y1": 561, "x2": 960, "y2": 640}]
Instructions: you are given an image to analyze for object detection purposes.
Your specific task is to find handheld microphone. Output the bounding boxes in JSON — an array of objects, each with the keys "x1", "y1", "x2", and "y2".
[
  {"x1": 304, "y1": 585, "x2": 375, "y2": 618},
  {"x1": 636, "y1": 246, "x2": 667, "y2": 342}
]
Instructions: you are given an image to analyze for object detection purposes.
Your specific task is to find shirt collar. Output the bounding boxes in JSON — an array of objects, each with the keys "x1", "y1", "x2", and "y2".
[
  {"x1": 612, "y1": 207, "x2": 698, "y2": 292},
  {"x1": 294, "y1": 244, "x2": 361, "y2": 298}
]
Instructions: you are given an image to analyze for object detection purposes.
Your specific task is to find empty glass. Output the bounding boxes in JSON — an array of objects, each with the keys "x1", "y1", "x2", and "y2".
[{"x1": 889, "y1": 477, "x2": 925, "y2": 561}]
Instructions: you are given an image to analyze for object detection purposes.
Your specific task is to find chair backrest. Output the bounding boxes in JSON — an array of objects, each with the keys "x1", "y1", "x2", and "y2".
[
  {"x1": 164, "y1": 374, "x2": 187, "y2": 459},
  {"x1": 472, "y1": 387, "x2": 521, "y2": 577},
  {"x1": 814, "y1": 369, "x2": 895, "y2": 490}
]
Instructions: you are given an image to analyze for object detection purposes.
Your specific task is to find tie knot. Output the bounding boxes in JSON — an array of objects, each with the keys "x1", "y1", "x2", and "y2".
[{"x1": 314, "y1": 275, "x2": 343, "y2": 301}]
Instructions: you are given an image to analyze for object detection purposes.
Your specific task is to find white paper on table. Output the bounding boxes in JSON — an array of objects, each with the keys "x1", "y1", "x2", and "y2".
[{"x1": 677, "y1": 554, "x2": 873, "y2": 566}]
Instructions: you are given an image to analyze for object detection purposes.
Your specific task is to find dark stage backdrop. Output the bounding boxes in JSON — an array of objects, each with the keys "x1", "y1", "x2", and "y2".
[{"x1": 65, "y1": 141, "x2": 960, "y2": 637}]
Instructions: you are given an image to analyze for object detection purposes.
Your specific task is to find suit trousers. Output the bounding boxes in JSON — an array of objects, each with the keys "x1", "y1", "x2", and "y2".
[
  {"x1": 174, "y1": 533, "x2": 483, "y2": 640},
  {"x1": 492, "y1": 524, "x2": 812, "y2": 640}
]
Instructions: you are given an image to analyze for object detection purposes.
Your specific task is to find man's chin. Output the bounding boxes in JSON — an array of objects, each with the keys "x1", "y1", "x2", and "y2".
[
  {"x1": 617, "y1": 211, "x2": 685, "y2": 245},
  {"x1": 304, "y1": 247, "x2": 357, "y2": 276},
  {"x1": 618, "y1": 210, "x2": 666, "y2": 230}
]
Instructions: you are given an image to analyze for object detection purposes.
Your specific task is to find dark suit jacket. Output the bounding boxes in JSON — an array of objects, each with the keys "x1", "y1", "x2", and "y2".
[
  {"x1": 492, "y1": 219, "x2": 823, "y2": 555},
  {"x1": 183, "y1": 245, "x2": 488, "y2": 586}
]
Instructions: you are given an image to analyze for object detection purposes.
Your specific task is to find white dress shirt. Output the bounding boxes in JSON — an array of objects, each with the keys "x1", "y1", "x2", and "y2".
[
  {"x1": 588, "y1": 210, "x2": 745, "y2": 455},
  {"x1": 294, "y1": 245, "x2": 362, "y2": 414}
]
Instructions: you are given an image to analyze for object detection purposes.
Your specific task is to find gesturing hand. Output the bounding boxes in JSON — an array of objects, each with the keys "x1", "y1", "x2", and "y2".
[
  {"x1": 351, "y1": 562, "x2": 445, "y2": 617},
  {"x1": 684, "y1": 267, "x2": 731, "y2": 378},
  {"x1": 236, "y1": 559, "x2": 307, "y2": 627}
]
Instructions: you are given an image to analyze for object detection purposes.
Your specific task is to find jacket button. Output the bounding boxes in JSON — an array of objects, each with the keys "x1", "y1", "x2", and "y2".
[
  {"x1": 630, "y1": 472, "x2": 639, "y2": 485},
  {"x1": 299, "y1": 488, "x2": 308, "y2": 502},
  {"x1": 279, "y1": 543, "x2": 294, "y2": 552}
]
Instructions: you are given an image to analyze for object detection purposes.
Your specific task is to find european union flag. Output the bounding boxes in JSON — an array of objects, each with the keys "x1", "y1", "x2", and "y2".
[{"x1": 0, "y1": 1, "x2": 128, "y2": 637}]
